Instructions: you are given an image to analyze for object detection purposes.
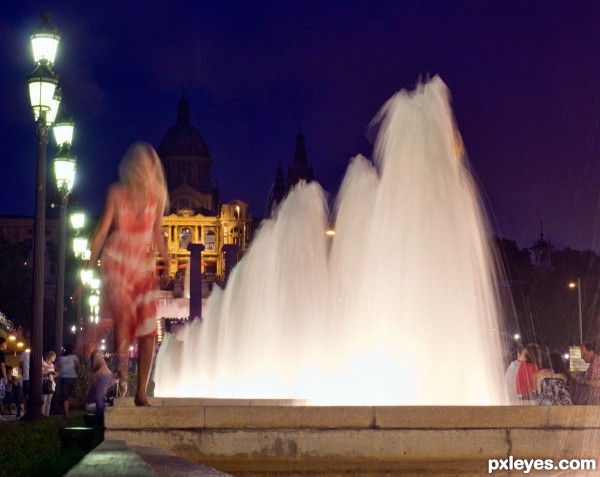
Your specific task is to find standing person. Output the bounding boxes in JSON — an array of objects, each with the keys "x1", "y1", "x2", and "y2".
[
  {"x1": 75, "y1": 142, "x2": 169, "y2": 406},
  {"x1": 504, "y1": 346, "x2": 524, "y2": 404},
  {"x1": 573, "y1": 342, "x2": 600, "y2": 404},
  {"x1": 13, "y1": 372, "x2": 23, "y2": 418},
  {"x1": 2, "y1": 366, "x2": 14, "y2": 414},
  {"x1": 0, "y1": 337, "x2": 7, "y2": 388},
  {"x1": 42, "y1": 351, "x2": 58, "y2": 416},
  {"x1": 516, "y1": 343, "x2": 542, "y2": 403},
  {"x1": 18, "y1": 349, "x2": 30, "y2": 416},
  {"x1": 57, "y1": 344, "x2": 80, "y2": 418}
]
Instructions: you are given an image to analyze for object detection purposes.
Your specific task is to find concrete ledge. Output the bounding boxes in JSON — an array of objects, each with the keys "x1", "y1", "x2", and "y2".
[
  {"x1": 106, "y1": 402, "x2": 600, "y2": 430},
  {"x1": 113, "y1": 397, "x2": 302, "y2": 408},
  {"x1": 104, "y1": 402, "x2": 600, "y2": 476}
]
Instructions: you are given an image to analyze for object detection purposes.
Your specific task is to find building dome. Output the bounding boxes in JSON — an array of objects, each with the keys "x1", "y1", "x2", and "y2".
[{"x1": 158, "y1": 95, "x2": 210, "y2": 158}]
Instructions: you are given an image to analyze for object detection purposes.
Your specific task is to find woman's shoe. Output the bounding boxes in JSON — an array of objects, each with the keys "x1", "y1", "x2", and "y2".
[{"x1": 134, "y1": 396, "x2": 151, "y2": 407}]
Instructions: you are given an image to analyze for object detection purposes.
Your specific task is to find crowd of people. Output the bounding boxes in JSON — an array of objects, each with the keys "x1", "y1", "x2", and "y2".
[
  {"x1": 0, "y1": 342, "x2": 128, "y2": 418},
  {"x1": 504, "y1": 341, "x2": 600, "y2": 405}
]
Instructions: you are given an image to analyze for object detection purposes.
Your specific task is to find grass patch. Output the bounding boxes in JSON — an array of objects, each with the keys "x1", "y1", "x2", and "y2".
[{"x1": 0, "y1": 412, "x2": 101, "y2": 477}]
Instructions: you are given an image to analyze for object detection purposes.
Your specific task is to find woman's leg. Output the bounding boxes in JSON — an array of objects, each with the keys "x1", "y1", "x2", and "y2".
[
  {"x1": 42, "y1": 394, "x2": 49, "y2": 416},
  {"x1": 95, "y1": 373, "x2": 114, "y2": 415},
  {"x1": 114, "y1": 319, "x2": 131, "y2": 384},
  {"x1": 134, "y1": 334, "x2": 155, "y2": 405}
]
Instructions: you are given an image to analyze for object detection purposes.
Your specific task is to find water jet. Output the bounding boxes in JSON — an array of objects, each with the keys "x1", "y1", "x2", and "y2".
[{"x1": 103, "y1": 77, "x2": 600, "y2": 475}]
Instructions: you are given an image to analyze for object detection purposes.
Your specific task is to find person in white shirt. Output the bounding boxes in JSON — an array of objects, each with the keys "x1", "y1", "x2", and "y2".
[
  {"x1": 57, "y1": 344, "x2": 80, "y2": 418},
  {"x1": 19, "y1": 349, "x2": 30, "y2": 414},
  {"x1": 42, "y1": 351, "x2": 59, "y2": 416},
  {"x1": 504, "y1": 346, "x2": 524, "y2": 404}
]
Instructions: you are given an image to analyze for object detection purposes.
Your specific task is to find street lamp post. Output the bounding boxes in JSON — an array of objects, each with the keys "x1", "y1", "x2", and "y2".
[
  {"x1": 25, "y1": 12, "x2": 61, "y2": 420},
  {"x1": 53, "y1": 112, "x2": 76, "y2": 354},
  {"x1": 569, "y1": 278, "x2": 583, "y2": 344}
]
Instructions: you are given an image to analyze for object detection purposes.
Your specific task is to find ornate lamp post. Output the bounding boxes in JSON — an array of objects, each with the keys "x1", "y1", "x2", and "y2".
[
  {"x1": 25, "y1": 12, "x2": 61, "y2": 419},
  {"x1": 53, "y1": 112, "x2": 76, "y2": 353}
]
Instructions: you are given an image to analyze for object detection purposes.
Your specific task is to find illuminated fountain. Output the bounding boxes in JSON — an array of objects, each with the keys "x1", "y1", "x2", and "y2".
[
  {"x1": 102, "y1": 77, "x2": 600, "y2": 476},
  {"x1": 153, "y1": 76, "x2": 506, "y2": 405}
]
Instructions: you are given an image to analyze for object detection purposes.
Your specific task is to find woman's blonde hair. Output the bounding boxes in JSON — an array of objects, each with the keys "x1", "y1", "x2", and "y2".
[
  {"x1": 119, "y1": 142, "x2": 169, "y2": 213},
  {"x1": 44, "y1": 351, "x2": 56, "y2": 361}
]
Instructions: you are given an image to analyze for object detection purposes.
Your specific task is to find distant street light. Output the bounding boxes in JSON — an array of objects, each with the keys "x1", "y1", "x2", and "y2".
[
  {"x1": 568, "y1": 278, "x2": 583, "y2": 344},
  {"x1": 493, "y1": 328, "x2": 521, "y2": 344},
  {"x1": 53, "y1": 108, "x2": 76, "y2": 354},
  {"x1": 71, "y1": 210, "x2": 88, "y2": 347},
  {"x1": 89, "y1": 275, "x2": 101, "y2": 343},
  {"x1": 24, "y1": 12, "x2": 61, "y2": 420}
]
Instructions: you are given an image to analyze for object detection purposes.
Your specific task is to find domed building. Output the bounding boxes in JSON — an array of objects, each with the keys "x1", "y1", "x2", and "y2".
[
  {"x1": 157, "y1": 93, "x2": 252, "y2": 285},
  {"x1": 158, "y1": 93, "x2": 218, "y2": 213}
]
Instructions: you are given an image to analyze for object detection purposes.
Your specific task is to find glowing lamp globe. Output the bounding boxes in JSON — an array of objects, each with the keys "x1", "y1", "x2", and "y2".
[
  {"x1": 54, "y1": 151, "x2": 76, "y2": 193},
  {"x1": 30, "y1": 13, "x2": 60, "y2": 65}
]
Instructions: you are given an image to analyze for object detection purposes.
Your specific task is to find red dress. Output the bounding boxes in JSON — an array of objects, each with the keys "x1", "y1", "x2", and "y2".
[
  {"x1": 516, "y1": 362, "x2": 538, "y2": 397},
  {"x1": 100, "y1": 191, "x2": 159, "y2": 338}
]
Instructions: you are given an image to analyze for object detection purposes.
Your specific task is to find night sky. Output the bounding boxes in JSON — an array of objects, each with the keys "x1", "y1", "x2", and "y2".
[{"x1": 1, "y1": 1, "x2": 599, "y2": 252}]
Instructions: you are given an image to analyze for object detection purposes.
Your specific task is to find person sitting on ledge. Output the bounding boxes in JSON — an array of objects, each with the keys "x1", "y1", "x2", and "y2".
[
  {"x1": 84, "y1": 343, "x2": 114, "y2": 416},
  {"x1": 573, "y1": 341, "x2": 600, "y2": 405},
  {"x1": 534, "y1": 352, "x2": 572, "y2": 405}
]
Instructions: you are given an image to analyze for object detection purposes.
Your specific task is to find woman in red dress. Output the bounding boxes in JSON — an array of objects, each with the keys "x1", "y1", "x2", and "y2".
[
  {"x1": 81, "y1": 142, "x2": 169, "y2": 406},
  {"x1": 515, "y1": 343, "x2": 542, "y2": 403}
]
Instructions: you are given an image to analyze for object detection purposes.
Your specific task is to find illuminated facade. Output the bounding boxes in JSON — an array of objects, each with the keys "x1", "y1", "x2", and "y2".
[{"x1": 157, "y1": 93, "x2": 253, "y2": 285}]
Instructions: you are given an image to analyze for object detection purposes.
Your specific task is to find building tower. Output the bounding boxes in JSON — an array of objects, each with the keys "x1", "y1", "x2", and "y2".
[
  {"x1": 157, "y1": 92, "x2": 218, "y2": 213},
  {"x1": 530, "y1": 223, "x2": 554, "y2": 270},
  {"x1": 286, "y1": 127, "x2": 314, "y2": 191},
  {"x1": 266, "y1": 129, "x2": 315, "y2": 217},
  {"x1": 265, "y1": 165, "x2": 286, "y2": 217}
]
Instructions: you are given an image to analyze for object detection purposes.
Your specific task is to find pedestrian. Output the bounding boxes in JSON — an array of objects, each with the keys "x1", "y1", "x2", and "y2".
[
  {"x1": 0, "y1": 337, "x2": 7, "y2": 390},
  {"x1": 57, "y1": 344, "x2": 80, "y2": 418},
  {"x1": 516, "y1": 343, "x2": 542, "y2": 403},
  {"x1": 75, "y1": 142, "x2": 170, "y2": 406},
  {"x1": 573, "y1": 341, "x2": 600, "y2": 404},
  {"x1": 84, "y1": 343, "x2": 114, "y2": 416},
  {"x1": 2, "y1": 366, "x2": 14, "y2": 415},
  {"x1": 19, "y1": 349, "x2": 30, "y2": 415},
  {"x1": 13, "y1": 373, "x2": 23, "y2": 417},
  {"x1": 504, "y1": 345, "x2": 524, "y2": 404},
  {"x1": 42, "y1": 351, "x2": 58, "y2": 416}
]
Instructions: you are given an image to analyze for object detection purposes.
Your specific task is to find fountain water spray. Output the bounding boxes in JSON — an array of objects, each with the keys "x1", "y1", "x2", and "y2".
[{"x1": 154, "y1": 76, "x2": 506, "y2": 405}]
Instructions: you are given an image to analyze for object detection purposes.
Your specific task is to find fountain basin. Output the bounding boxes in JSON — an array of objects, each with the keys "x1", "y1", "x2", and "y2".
[{"x1": 104, "y1": 399, "x2": 600, "y2": 476}]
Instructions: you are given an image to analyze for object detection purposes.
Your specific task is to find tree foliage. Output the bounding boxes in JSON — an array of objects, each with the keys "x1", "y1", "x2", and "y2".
[
  {"x1": 495, "y1": 237, "x2": 600, "y2": 352},
  {"x1": 0, "y1": 235, "x2": 31, "y2": 329}
]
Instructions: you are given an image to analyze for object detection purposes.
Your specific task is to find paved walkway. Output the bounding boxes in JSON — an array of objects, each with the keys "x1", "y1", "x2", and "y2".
[{"x1": 65, "y1": 440, "x2": 231, "y2": 477}]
